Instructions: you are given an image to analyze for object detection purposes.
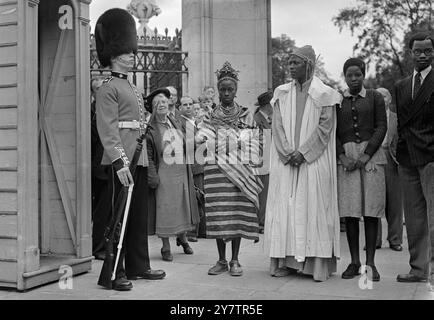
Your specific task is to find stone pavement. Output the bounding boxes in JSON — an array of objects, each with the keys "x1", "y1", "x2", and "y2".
[{"x1": 0, "y1": 220, "x2": 433, "y2": 300}]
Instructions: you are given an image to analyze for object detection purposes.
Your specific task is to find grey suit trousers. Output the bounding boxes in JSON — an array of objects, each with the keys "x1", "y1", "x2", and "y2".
[
  {"x1": 398, "y1": 162, "x2": 434, "y2": 278},
  {"x1": 382, "y1": 151, "x2": 404, "y2": 245}
]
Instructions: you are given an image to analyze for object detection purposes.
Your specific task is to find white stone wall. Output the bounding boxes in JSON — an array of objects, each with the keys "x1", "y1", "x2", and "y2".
[{"x1": 182, "y1": 0, "x2": 271, "y2": 109}]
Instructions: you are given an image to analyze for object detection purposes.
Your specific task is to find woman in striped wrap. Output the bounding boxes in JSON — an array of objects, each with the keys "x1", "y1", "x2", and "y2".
[{"x1": 196, "y1": 61, "x2": 263, "y2": 276}]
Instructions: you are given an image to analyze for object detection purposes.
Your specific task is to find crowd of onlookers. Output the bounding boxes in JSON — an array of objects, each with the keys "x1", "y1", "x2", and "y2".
[
  {"x1": 89, "y1": 31, "x2": 434, "y2": 288},
  {"x1": 89, "y1": 77, "x2": 403, "y2": 263},
  {"x1": 89, "y1": 81, "x2": 226, "y2": 258},
  {"x1": 89, "y1": 8, "x2": 434, "y2": 291}
]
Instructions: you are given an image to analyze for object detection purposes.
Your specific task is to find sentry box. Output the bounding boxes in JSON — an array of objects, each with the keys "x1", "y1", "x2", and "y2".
[{"x1": 0, "y1": 0, "x2": 92, "y2": 290}]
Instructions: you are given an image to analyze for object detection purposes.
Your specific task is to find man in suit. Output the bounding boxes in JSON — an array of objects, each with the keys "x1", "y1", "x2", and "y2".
[
  {"x1": 253, "y1": 92, "x2": 273, "y2": 234},
  {"x1": 377, "y1": 88, "x2": 404, "y2": 252},
  {"x1": 178, "y1": 96, "x2": 206, "y2": 242},
  {"x1": 395, "y1": 32, "x2": 434, "y2": 285}
]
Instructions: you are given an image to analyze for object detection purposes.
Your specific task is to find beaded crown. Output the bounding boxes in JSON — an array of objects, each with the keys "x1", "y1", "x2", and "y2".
[{"x1": 216, "y1": 61, "x2": 240, "y2": 83}]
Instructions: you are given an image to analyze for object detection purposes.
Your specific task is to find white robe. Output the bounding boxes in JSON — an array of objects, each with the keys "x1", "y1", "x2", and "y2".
[{"x1": 263, "y1": 76, "x2": 342, "y2": 261}]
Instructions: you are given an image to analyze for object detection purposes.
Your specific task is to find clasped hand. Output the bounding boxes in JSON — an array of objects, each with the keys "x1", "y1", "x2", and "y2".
[
  {"x1": 117, "y1": 166, "x2": 134, "y2": 187},
  {"x1": 285, "y1": 151, "x2": 305, "y2": 167},
  {"x1": 340, "y1": 153, "x2": 370, "y2": 172}
]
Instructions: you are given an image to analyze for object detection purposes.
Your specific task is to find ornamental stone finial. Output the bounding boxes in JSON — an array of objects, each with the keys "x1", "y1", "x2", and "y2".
[{"x1": 127, "y1": 0, "x2": 162, "y2": 38}]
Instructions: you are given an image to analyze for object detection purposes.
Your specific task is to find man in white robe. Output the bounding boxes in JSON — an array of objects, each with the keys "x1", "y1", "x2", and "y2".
[{"x1": 264, "y1": 45, "x2": 342, "y2": 281}]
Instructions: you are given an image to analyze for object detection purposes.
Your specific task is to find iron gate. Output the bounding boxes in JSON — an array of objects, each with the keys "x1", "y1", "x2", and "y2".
[{"x1": 90, "y1": 33, "x2": 188, "y2": 97}]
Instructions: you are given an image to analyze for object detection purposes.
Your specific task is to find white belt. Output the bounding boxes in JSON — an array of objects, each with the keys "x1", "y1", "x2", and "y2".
[{"x1": 119, "y1": 120, "x2": 141, "y2": 130}]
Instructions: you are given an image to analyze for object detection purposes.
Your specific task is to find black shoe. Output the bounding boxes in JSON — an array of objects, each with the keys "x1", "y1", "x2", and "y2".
[
  {"x1": 187, "y1": 236, "x2": 198, "y2": 242},
  {"x1": 342, "y1": 263, "x2": 361, "y2": 279},
  {"x1": 112, "y1": 277, "x2": 133, "y2": 291},
  {"x1": 176, "y1": 237, "x2": 194, "y2": 254},
  {"x1": 389, "y1": 244, "x2": 403, "y2": 252},
  {"x1": 397, "y1": 273, "x2": 428, "y2": 283},
  {"x1": 127, "y1": 269, "x2": 166, "y2": 280},
  {"x1": 367, "y1": 265, "x2": 380, "y2": 282}
]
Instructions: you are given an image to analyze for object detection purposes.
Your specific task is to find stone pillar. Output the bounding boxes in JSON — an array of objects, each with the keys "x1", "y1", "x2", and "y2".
[
  {"x1": 74, "y1": 0, "x2": 92, "y2": 259},
  {"x1": 182, "y1": 0, "x2": 271, "y2": 108}
]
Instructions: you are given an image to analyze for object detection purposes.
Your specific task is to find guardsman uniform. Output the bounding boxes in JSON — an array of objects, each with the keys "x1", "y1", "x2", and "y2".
[{"x1": 95, "y1": 8, "x2": 165, "y2": 291}]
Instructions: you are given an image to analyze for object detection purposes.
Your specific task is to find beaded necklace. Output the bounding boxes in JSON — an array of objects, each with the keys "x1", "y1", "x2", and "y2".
[{"x1": 210, "y1": 102, "x2": 242, "y2": 129}]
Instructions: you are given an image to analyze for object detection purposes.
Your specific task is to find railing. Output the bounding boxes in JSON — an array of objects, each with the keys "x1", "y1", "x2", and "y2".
[
  {"x1": 90, "y1": 27, "x2": 182, "y2": 50},
  {"x1": 90, "y1": 28, "x2": 187, "y2": 97}
]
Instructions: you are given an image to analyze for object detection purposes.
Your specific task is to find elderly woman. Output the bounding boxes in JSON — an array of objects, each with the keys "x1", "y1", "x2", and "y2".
[
  {"x1": 196, "y1": 61, "x2": 263, "y2": 277},
  {"x1": 337, "y1": 58, "x2": 387, "y2": 282},
  {"x1": 145, "y1": 88, "x2": 199, "y2": 261}
]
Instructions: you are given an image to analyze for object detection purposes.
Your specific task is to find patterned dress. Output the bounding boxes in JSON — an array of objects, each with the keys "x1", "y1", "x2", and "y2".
[{"x1": 197, "y1": 103, "x2": 263, "y2": 241}]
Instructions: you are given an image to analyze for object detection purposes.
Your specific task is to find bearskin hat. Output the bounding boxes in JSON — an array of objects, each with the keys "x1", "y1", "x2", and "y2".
[{"x1": 95, "y1": 8, "x2": 138, "y2": 68}]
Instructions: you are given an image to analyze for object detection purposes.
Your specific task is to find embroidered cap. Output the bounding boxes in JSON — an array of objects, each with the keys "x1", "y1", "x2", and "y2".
[{"x1": 290, "y1": 45, "x2": 316, "y2": 66}]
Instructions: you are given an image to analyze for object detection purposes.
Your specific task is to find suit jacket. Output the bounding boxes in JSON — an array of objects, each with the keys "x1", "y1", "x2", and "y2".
[
  {"x1": 168, "y1": 108, "x2": 182, "y2": 123},
  {"x1": 394, "y1": 70, "x2": 434, "y2": 167},
  {"x1": 178, "y1": 115, "x2": 204, "y2": 176},
  {"x1": 253, "y1": 109, "x2": 272, "y2": 130},
  {"x1": 386, "y1": 111, "x2": 399, "y2": 164}
]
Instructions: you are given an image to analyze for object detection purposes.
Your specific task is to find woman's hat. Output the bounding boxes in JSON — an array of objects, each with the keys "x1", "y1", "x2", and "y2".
[
  {"x1": 255, "y1": 91, "x2": 272, "y2": 106},
  {"x1": 144, "y1": 88, "x2": 171, "y2": 112}
]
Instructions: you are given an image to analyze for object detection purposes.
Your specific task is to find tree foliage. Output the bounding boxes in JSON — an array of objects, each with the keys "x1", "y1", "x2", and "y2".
[
  {"x1": 272, "y1": 36, "x2": 296, "y2": 89},
  {"x1": 333, "y1": 0, "x2": 434, "y2": 90}
]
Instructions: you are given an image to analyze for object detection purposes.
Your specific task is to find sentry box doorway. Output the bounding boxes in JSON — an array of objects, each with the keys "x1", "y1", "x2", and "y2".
[{"x1": 0, "y1": 0, "x2": 92, "y2": 291}]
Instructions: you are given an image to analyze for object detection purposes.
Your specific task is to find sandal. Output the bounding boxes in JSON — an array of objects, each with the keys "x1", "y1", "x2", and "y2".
[
  {"x1": 229, "y1": 260, "x2": 243, "y2": 276},
  {"x1": 271, "y1": 267, "x2": 292, "y2": 277},
  {"x1": 208, "y1": 260, "x2": 228, "y2": 275},
  {"x1": 161, "y1": 248, "x2": 173, "y2": 262}
]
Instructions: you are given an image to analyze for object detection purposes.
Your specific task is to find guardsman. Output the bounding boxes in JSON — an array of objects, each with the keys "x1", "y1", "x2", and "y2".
[{"x1": 95, "y1": 8, "x2": 165, "y2": 291}]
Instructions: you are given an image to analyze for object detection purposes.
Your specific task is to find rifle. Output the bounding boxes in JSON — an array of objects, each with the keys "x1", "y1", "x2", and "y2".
[{"x1": 97, "y1": 131, "x2": 147, "y2": 289}]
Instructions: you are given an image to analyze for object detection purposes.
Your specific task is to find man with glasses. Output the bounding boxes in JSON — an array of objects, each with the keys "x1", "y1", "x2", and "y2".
[{"x1": 394, "y1": 32, "x2": 434, "y2": 288}]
